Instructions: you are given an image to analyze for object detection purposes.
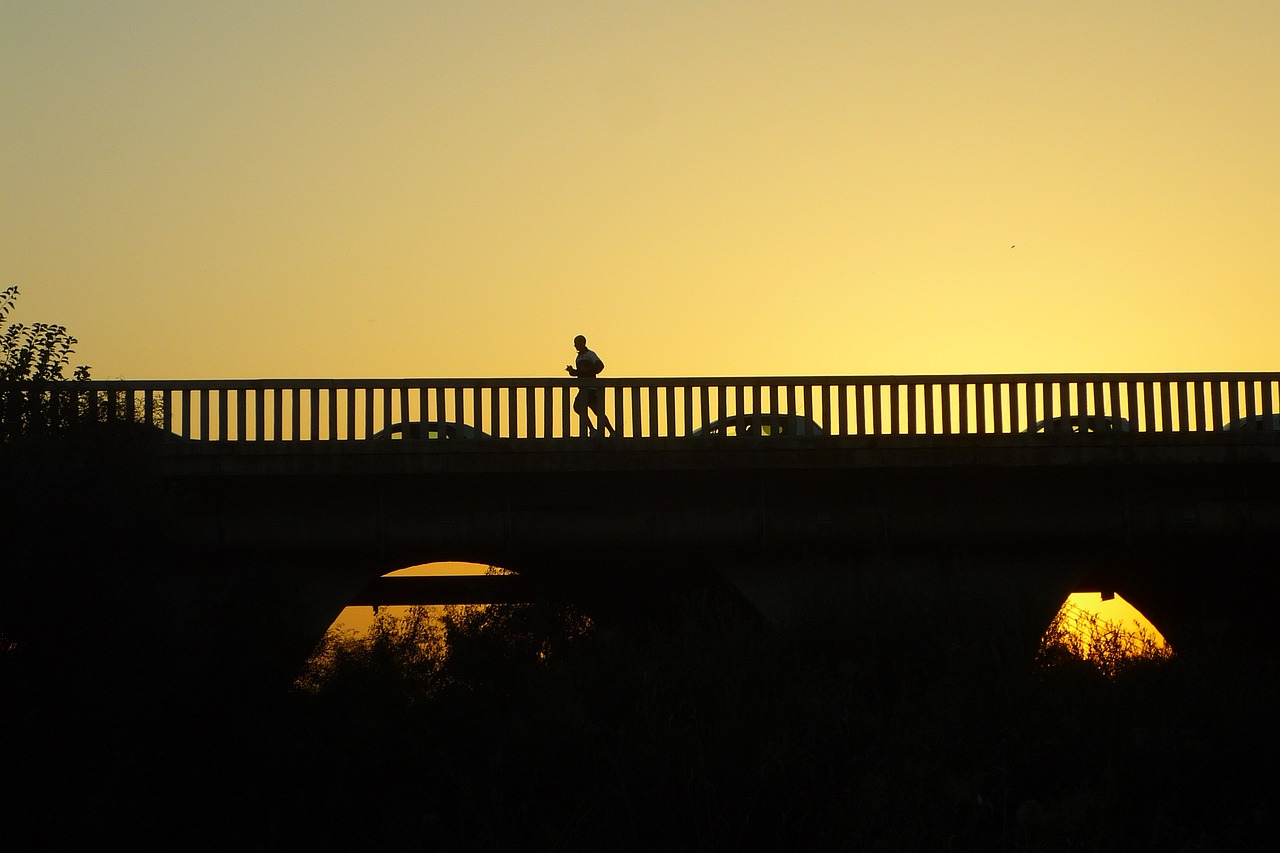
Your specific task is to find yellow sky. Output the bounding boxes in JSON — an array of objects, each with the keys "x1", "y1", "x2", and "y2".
[{"x1": 4, "y1": 2, "x2": 1278, "y2": 380}]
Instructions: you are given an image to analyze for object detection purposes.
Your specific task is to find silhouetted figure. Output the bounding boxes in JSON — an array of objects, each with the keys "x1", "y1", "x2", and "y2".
[{"x1": 565, "y1": 334, "x2": 614, "y2": 436}]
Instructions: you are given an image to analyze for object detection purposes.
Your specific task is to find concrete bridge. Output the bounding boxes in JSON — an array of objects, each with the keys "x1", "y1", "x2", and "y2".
[{"x1": 4, "y1": 371, "x2": 1279, "y2": 686}]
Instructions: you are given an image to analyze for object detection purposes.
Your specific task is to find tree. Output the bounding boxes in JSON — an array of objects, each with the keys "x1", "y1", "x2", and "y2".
[
  {"x1": 0, "y1": 286, "x2": 90, "y2": 382},
  {"x1": 0, "y1": 286, "x2": 91, "y2": 440}
]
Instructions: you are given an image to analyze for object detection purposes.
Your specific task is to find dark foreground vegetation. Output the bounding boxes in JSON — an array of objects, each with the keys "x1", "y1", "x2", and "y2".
[{"x1": 4, "y1": 581, "x2": 1278, "y2": 852}]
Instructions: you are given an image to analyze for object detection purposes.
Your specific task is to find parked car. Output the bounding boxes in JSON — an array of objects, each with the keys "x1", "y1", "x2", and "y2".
[
  {"x1": 372, "y1": 421, "x2": 488, "y2": 440},
  {"x1": 1024, "y1": 415, "x2": 1131, "y2": 433},
  {"x1": 692, "y1": 413, "x2": 825, "y2": 437},
  {"x1": 1222, "y1": 413, "x2": 1280, "y2": 431}
]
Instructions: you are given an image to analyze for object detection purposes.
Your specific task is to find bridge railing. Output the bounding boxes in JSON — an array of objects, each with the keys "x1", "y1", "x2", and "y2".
[{"x1": 2, "y1": 373, "x2": 1277, "y2": 441}]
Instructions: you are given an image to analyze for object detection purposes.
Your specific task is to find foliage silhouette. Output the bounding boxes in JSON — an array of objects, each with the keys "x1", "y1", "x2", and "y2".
[
  {"x1": 1037, "y1": 599, "x2": 1174, "y2": 679},
  {"x1": 0, "y1": 286, "x2": 90, "y2": 382},
  {"x1": 0, "y1": 286, "x2": 166, "y2": 442}
]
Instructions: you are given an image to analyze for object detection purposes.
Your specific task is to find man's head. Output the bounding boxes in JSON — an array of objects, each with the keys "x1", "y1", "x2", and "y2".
[{"x1": 573, "y1": 335, "x2": 587, "y2": 352}]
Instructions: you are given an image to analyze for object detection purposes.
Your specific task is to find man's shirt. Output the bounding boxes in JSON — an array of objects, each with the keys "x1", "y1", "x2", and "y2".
[{"x1": 575, "y1": 348, "x2": 603, "y2": 378}]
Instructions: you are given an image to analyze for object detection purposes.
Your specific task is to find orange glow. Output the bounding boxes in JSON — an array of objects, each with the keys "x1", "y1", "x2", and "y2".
[
  {"x1": 1047, "y1": 592, "x2": 1172, "y2": 662},
  {"x1": 329, "y1": 561, "x2": 493, "y2": 635}
]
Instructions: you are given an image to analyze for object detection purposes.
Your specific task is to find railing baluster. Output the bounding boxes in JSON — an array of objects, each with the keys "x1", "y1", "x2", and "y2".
[
  {"x1": 215, "y1": 388, "x2": 227, "y2": 440},
  {"x1": 469, "y1": 385, "x2": 482, "y2": 437},
  {"x1": 312, "y1": 387, "x2": 323, "y2": 441},
  {"x1": 925, "y1": 382, "x2": 937, "y2": 434},
  {"x1": 984, "y1": 382, "x2": 995, "y2": 433},
  {"x1": 482, "y1": 385, "x2": 495, "y2": 438},
  {"x1": 1192, "y1": 380, "x2": 1206, "y2": 433},
  {"x1": 1022, "y1": 381, "x2": 1034, "y2": 433},
  {"x1": 1157, "y1": 380, "x2": 1172, "y2": 433},
  {"x1": 850, "y1": 384, "x2": 862, "y2": 436},
  {"x1": 1122, "y1": 381, "x2": 1137, "y2": 432},
  {"x1": 561, "y1": 384, "x2": 572, "y2": 438},
  {"x1": 628, "y1": 383, "x2": 641, "y2": 438},
  {"x1": 340, "y1": 387, "x2": 352, "y2": 440},
  {"x1": 610, "y1": 382, "x2": 622, "y2": 437},
  {"x1": 1139, "y1": 380, "x2": 1154, "y2": 433},
  {"x1": 268, "y1": 388, "x2": 278, "y2": 440},
  {"x1": 195, "y1": 388, "x2": 207, "y2": 440},
  {"x1": 332, "y1": 384, "x2": 343, "y2": 438},
  {"x1": 519, "y1": 384, "x2": 529, "y2": 438},
  {"x1": 397, "y1": 386, "x2": 410, "y2": 436},
  {"x1": 234, "y1": 389, "x2": 245, "y2": 441},
  {"x1": 252, "y1": 388, "x2": 263, "y2": 441},
  {"x1": 1175, "y1": 380, "x2": 1189, "y2": 433}
]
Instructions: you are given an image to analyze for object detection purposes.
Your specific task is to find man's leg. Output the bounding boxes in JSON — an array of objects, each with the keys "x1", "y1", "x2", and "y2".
[
  {"x1": 588, "y1": 388, "x2": 613, "y2": 435},
  {"x1": 593, "y1": 400, "x2": 615, "y2": 436},
  {"x1": 573, "y1": 390, "x2": 595, "y2": 436}
]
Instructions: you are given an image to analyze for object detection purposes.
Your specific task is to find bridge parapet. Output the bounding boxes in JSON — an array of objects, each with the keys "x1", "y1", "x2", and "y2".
[{"x1": 3, "y1": 372, "x2": 1278, "y2": 442}]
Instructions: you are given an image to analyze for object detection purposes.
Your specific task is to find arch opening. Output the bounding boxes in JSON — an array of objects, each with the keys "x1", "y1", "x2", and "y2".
[
  {"x1": 330, "y1": 561, "x2": 513, "y2": 635},
  {"x1": 1038, "y1": 592, "x2": 1173, "y2": 676}
]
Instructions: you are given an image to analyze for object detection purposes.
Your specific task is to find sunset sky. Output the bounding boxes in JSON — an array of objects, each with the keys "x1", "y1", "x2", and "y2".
[{"x1": 4, "y1": 2, "x2": 1278, "y2": 381}]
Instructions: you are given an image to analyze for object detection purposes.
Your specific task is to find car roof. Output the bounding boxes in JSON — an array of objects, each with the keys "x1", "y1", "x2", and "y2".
[
  {"x1": 1026, "y1": 415, "x2": 1130, "y2": 432},
  {"x1": 1223, "y1": 413, "x2": 1280, "y2": 430},
  {"x1": 693, "y1": 413, "x2": 824, "y2": 434},
  {"x1": 374, "y1": 420, "x2": 485, "y2": 438}
]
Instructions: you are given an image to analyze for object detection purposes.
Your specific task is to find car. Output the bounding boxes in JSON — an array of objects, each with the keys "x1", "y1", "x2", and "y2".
[
  {"x1": 1024, "y1": 415, "x2": 1131, "y2": 433},
  {"x1": 371, "y1": 421, "x2": 488, "y2": 440},
  {"x1": 691, "y1": 413, "x2": 825, "y2": 437},
  {"x1": 1222, "y1": 413, "x2": 1280, "y2": 431}
]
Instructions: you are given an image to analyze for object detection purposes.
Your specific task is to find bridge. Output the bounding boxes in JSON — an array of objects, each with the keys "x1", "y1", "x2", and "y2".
[{"x1": 4, "y1": 371, "x2": 1279, "y2": 687}]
